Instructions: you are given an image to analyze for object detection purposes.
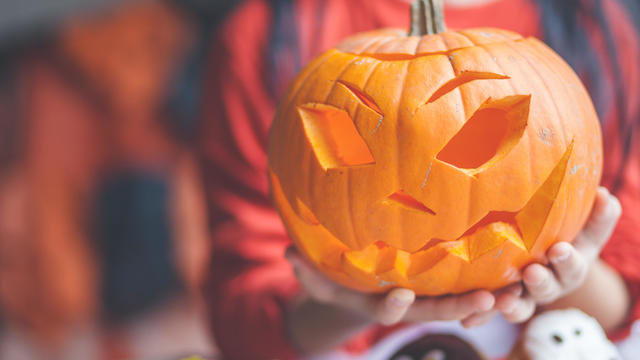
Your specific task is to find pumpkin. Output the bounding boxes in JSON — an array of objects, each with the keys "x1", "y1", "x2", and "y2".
[{"x1": 267, "y1": 0, "x2": 602, "y2": 295}]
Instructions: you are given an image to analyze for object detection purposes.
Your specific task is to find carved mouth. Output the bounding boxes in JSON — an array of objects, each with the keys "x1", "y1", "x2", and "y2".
[{"x1": 269, "y1": 140, "x2": 575, "y2": 294}]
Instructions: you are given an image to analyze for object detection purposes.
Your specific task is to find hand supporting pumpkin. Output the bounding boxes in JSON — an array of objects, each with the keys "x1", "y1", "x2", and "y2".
[
  {"x1": 462, "y1": 187, "x2": 626, "y2": 329},
  {"x1": 285, "y1": 188, "x2": 625, "y2": 354},
  {"x1": 285, "y1": 247, "x2": 495, "y2": 354}
]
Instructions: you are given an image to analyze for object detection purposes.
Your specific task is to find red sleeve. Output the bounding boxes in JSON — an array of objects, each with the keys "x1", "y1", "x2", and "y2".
[
  {"x1": 197, "y1": 1, "x2": 302, "y2": 359},
  {"x1": 601, "y1": 146, "x2": 640, "y2": 340},
  {"x1": 198, "y1": 1, "x2": 399, "y2": 357},
  {"x1": 597, "y1": 0, "x2": 640, "y2": 340}
]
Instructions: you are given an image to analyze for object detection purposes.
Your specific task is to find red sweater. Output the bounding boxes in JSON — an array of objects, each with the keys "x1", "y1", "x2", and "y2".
[{"x1": 200, "y1": 0, "x2": 640, "y2": 359}]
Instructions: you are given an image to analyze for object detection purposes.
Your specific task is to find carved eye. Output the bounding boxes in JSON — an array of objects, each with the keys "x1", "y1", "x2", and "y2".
[
  {"x1": 337, "y1": 80, "x2": 383, "y2": 115},
  {"x1": 427, "y1": 71, "x2": 509, "y2": 103},
  {"x1": 299, "y1": 104, "x2": 375, "y2": 170},
  {"x1": 299, "y1": 82, "x2": 382, "y2": 171},
  {"x1": 436, "y1": 95, "x2": 531, "y2": 173}
]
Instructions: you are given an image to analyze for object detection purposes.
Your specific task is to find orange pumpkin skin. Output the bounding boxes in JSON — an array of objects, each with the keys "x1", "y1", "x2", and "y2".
[{"x1": 267, "y1": 27, "x2": 603, "y2": 295}]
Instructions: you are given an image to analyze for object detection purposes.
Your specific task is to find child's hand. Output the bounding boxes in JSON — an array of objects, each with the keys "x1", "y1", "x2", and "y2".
[
  {"x1": 465, "y1": 187, "x2": 622, "y2": 326},
  {"x1": 286, "y1": 247, "x2": 495, "y2": 326},
  {"x1": 288, "y1": 186, "x2": 620, "y2": 329}
]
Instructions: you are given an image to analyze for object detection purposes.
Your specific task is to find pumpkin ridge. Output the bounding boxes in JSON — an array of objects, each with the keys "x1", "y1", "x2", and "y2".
[
  {"x1": 343, "y1": 59, "x2": 389, "y2": 248},
  {"x1": 363, "y1": 37, "x2": 399, "y2": 55},
  {"x1": 452, "y1": 29, "x2": 478, "y2": 48},
  {"x1": 301, "y1": 54, "x2": 372, "y2": 250},
  {"x1": 476, "y1": 42, "x2": 518, "y2": 93},
  {"x1": 527, "y1": 38, "x2": 602, "y2": 228},
  {"x1": 504, "y1": 40, "x2": 570, "y2": 148},
  {"x1": 326, "y1": 55, "x2": 383, "y2": 248},
  {"x1": 519, "y1": 39, "x2": 602, "y2": 246},
  {"x1": 395, "y1": 60, "x2": 412, "y2": 250}
]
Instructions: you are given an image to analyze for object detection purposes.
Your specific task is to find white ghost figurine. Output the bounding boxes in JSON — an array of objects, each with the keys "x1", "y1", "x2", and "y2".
[{"x1": 509, "y1": 309, "x2": 622, "y2": 360}]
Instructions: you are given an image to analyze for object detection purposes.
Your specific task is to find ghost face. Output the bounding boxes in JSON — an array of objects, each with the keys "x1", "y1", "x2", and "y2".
[
  {"x1": 520, "y1": 309, "x2": 621, "y2": 360},
  {"x1": 268, "y1": 28, "x2": 602, "y2": 295}
]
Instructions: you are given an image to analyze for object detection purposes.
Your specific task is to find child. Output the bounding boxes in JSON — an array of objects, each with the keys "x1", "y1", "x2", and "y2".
[{"x1": 200, "y1": 0, "x2": 640, "y2": 358}]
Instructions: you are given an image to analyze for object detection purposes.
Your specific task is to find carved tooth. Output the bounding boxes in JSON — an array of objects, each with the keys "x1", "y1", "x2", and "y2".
[
  {"x1": 516, "y1": 141, "x2": 574, "y2": 250},
  {"x1": 375, "y1": 248, "x2": 411, "y2": 287},
  {"x1": 465, "y1": 221, "x2": 525, "y2": 262}
]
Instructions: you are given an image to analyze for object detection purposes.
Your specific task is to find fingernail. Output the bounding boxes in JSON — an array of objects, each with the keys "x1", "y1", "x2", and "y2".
[
  {"x1": 388, "y1": 294, "x2": 412, "y2": 308},
  {"x1": 549, "y1": 242, "x2": 572, "y2": 264},
  {"x1": 525, "y1": 270, "x2": 544, "y2": 286},
  {"x1": 503, "y1": 301, "x2": 517, "y2": 314},
  {"x1": 551, "y1": 251, "x2": 571, "y2": 264}
]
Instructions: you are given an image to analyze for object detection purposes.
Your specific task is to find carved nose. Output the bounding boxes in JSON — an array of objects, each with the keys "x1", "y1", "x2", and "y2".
[{"x1": 383, "y1": 190, "x2": 436, "y2": 215}]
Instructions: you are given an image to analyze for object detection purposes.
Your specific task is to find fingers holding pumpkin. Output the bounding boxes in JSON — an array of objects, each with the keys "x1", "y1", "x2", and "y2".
[
  {"x1": 461, "y1": 309, "x2": 499, "y2": 328},
  {"x1": 520, "y1": 188, "x2": 620, "y2": 305},
  {"x1": 374, "y1": 288, "x2": 416, "y2": 325},
  {"x1": 495, "y1": 287, "x2": 536, "y2": 323},
  {"x1": 287, "y1": 248, "x2": 497, "y2": 326},
  {"x1": 547, "y1": 242, "x2": 588, "y2": 290},
  {"x1": 573, "y1": 187, "x2": 622, "y2": 262},
  {"x1": 287, "y1": 246, "x2": 414, "y2": 324},
  {"x1": 406, "y1": 290, "x2": 495, "y2": 322},
  {"x1": 522, "y1": 262, "x2": 565, "y2": 305},
  {"x1": 462, "y1": 283, "x2": 524, "y2": 327}
]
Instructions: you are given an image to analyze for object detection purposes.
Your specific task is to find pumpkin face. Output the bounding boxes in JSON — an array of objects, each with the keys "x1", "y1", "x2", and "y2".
[{"x1": 268, "y1": 26, "x2": 602, "y2": 295}]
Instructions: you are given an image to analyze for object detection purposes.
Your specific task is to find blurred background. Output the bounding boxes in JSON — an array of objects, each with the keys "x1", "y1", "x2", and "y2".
[
  {"x1": 0, "y1": 0, "x2": 239, "y2": 358},
  {"x1": 4, "y1": 0, "x2": 637, "y2": 359}
]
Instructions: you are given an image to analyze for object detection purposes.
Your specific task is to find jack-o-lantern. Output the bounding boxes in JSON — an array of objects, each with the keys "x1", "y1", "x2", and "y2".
[{"x1": 268, "y1": 0, "x2": 602, "y2": 295}]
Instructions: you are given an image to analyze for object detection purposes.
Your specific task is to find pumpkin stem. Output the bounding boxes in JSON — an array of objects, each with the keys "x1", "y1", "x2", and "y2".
[{"x1": 409, "y1": 0, "x2": 447, "y2": 36}]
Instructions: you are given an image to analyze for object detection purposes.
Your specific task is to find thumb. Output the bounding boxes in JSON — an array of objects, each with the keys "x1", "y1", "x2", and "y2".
[
  {"x1": 574, "y1": 187, "x2": 622, "y2": 261},
  {"x1": 374, "y1": 288, "x2": 415, "y2": 325}
]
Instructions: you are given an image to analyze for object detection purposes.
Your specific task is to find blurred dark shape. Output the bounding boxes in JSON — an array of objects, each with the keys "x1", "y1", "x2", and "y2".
[
  {"x1": 93, "y1": 171, "x2": 180, "y2": 322},
  {"x1": 0, "y1": 0, "x2": 244, "y2": 47},
  {"x1": 0, "y1": 55, "x2": 21, "y2": 172},
  {"x1": 389, "y1": 334, "x2": 485, "y2": 360},
  {"x1": 537, "y1": 0, "x2": 640, "y2": 192},
  {"x1": 265, "y1": 0, "x2": 302, "y2": 96},
  {"x1": 170, "y1": 0, "x2": 245, "y2": 25},
  {"x1": 164, "y1": 0, "x2": 246, "y2": 145},
  {"x1": 0, "y1": 0, "x2": 214, "y2": 356},
  {"x1": 163, "y1": 40, "x2": 207, "y2": 145},
  {"x1": 0, "y1": 0, "x2": 130, "y2": 46}
]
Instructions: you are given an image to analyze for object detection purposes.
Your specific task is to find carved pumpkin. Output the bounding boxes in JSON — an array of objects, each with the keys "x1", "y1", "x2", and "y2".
[{"x1": 268, "y1": 0, "x2": 602, "y2": 295}]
